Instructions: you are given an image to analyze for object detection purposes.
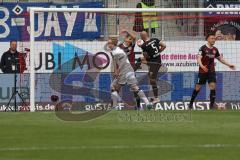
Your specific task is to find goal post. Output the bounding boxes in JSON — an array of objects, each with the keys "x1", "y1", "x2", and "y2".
[
  {"x1": 29, "y1": 7, "x2": 240, "y2": 112},
  {"x1": 29, "y1": 7, "x2": 240, "y2": 13},
  {"x1": 30, "y1": 9, "x2": 35, "y2": 112}
]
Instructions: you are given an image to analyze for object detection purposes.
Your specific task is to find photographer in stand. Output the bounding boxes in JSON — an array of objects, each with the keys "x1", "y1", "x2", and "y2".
[
  {"x1": 0, "y1": 40, "x2": 27, "y2": 112},
  {"x1": 0, "y1": 40, "x2": 24, "y2": 73}
]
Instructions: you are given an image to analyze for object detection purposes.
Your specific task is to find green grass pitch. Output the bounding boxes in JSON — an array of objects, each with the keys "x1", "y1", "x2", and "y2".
[{"x1": 0, "y1": 110, "x2": 240, "y2": 160}]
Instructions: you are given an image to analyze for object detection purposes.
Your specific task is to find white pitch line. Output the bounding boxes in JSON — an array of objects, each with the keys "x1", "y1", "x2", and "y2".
[{"x1": 0, "y1": 144, "x2": 240, "y2": 151}]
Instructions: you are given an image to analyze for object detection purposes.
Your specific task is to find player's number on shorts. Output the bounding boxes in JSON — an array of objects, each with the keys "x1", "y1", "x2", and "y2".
[{"x1": 151, "y1": 43, "x2": 159, "y2": 53}]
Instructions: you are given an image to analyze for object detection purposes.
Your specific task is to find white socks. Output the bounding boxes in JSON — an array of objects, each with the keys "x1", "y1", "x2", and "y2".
[
  {"x1": 111, "y1": 91, "x2": 120, "y2": 108},
  {"x1": 137, "y1": 90, "x2": 150, "y2": 104}
]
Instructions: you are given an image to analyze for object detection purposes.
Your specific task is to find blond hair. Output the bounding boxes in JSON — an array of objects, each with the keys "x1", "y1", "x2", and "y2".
[{"x1": 108, "y1": 37, "x2": 118, "y2": 46}]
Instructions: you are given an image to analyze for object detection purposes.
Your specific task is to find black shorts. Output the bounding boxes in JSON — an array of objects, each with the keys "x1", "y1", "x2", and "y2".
[
  {"x1": 147, "y1": 57, "x2": 162, "y2": 79},
  {"x1": 197, "y1": 72, "x2": 216, "y2": 85}
]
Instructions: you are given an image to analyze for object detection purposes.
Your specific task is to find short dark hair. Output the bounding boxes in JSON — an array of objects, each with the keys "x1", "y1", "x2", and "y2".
[
  {"x1": 206, "y1": 32, "x2": 215, "y2": 40},
  {"x1": 10, "y1": 40, "x2": 17, "y2": 44}
]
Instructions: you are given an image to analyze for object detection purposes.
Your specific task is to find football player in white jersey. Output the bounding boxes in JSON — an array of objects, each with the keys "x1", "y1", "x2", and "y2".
[{"x1": 107, "y1": 37, "x2": 151, "y2": 110}]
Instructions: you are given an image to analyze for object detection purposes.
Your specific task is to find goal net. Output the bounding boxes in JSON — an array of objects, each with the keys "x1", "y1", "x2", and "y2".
[{"x1": 25, "y1": 7, "x2": 240, "y2": 111}]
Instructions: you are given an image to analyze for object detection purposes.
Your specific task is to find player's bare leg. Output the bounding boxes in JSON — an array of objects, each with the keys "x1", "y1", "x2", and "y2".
[
  {"x1": 135, "y1": 59, "x2": 160, "y2": 104},
  {"x1": 149, "y1": 61, "x2": 161, "y2": 104},
  {"x1": 189, "y1": 84, "x2": 202, "y2": 109},
  {"x1": 208, "y1": 82, "x2": 216, "y2": 109},
  {"x1": 149, "y1": 76, "x2": 160, "y2": 104},
  {"x1": 111, "y1": 84, "x2": 122, "y2": 109}
]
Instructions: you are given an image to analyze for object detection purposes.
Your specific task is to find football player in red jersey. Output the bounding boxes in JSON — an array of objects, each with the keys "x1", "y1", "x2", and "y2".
[
  {"x1": 118, "y1": 30, "x2": 141, "y2": 109},
  {"x1": 189, "y1": 33, "x2": 236, "y2": 109}
]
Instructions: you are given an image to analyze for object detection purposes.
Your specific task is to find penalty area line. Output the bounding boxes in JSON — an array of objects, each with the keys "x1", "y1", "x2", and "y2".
[{"x1": 0, "y1": 144, "x2": 240, "y2": 151}]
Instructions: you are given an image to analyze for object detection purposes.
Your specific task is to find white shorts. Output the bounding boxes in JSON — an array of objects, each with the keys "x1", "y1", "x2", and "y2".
[{"x1": 111, "y1": 72, "x2": 138, "y2": 88}]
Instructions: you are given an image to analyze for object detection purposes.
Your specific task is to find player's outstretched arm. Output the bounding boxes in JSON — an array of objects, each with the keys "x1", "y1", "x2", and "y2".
[
  {"x1": 217, "y1": 55, "x2": 236, "y2": 70},
  {"x1": 113, "y1": 60, "x2": 120, "y2": 77},
  {"x1": 114, "y1": 66, "x2": 120, "y2": 78},
  {"x1": 110, "y1": 52, "x2": 120, "y2": 78},
  {"x1": 112, "y1": 61, "x2": 120, "y2": 78},
  {"x1": 120, "y1": 30, "x2": 136, "y2": 41},
  {"x1": 197, "y1": 55, "x2": 208, "y2": 72}
]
